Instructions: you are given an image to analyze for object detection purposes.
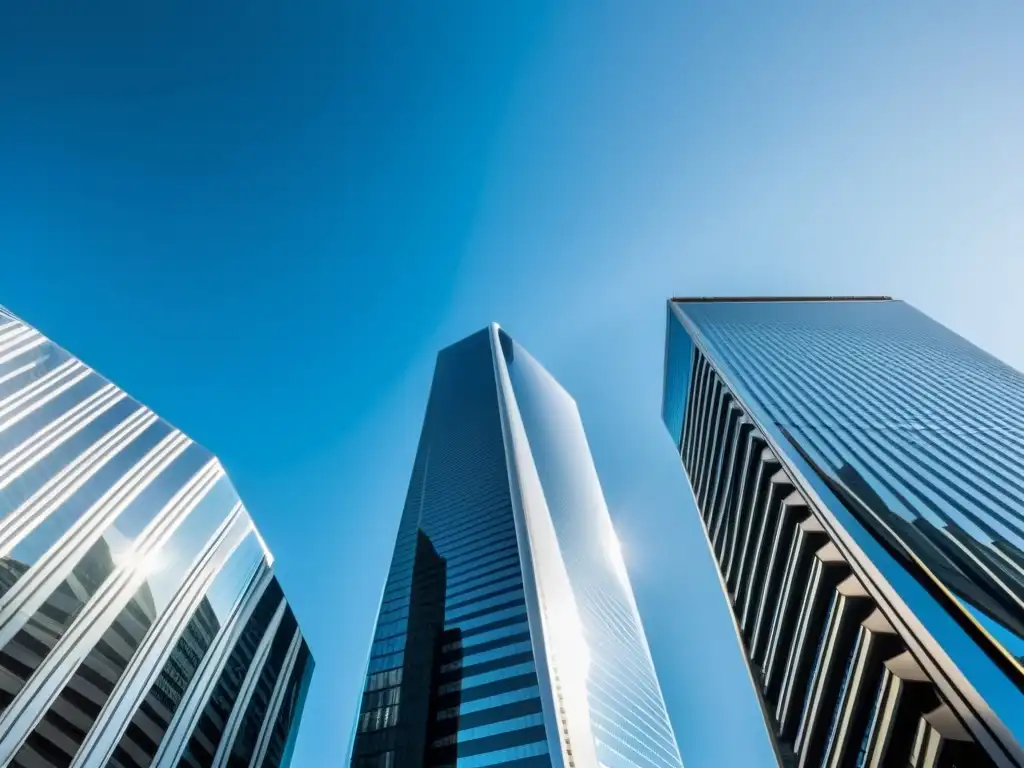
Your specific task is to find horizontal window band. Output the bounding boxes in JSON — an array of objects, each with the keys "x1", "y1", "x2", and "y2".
[
  {"x1": 447, "y1": 582, "x2": 524, "y2": 614},
  {"x1": 446, "y1": 603, "x2": 526, "y2": 632},
  {"x1": 437, "y1": 686, "x2": 542, "y2": 722},
  {"x1": 446, "y1": 560, "x2": 522, "y2": 595},
  {"x1": 441, "y1": 631, "x2": 532, "y2": 663},
  {"x1": 443, "y1": 543, "x2": 521, "y2": 578},
  {"x1": 434, "y1": 698, "x2": 544, "y2": 737},
  {"x1": 440, "y1": 640, "x2": 534, "y2": 674},
  {"x1": 439, "y1": 651, "x2": 535, "y2": 685},
  {"x1": 437, "y1": 673, "x2": 539, "y2": 705},
  {"x1": 448, "y1": 723, "x2": 548, "y2": 758},
  {"x1": 446, "y1": 595, "x2": 525, "y2": 626},
  {"x1": 432, "y1": 738, "x2": 549, "y2": 768}
]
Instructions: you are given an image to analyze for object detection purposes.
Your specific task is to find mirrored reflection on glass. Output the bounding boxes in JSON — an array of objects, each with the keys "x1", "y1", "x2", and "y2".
[
  {"x1": 352, "y1": 330, "x2": 553, "y2": 768},
  {"x1": 13, "y1": 581, "x2": 159, "y2": 768},
  {"x1": 0, "y1": 372, "x2": 108, "y2": 465},
  {"x1": 99, "y1": 443, "x2": 213, "y2": 554},
  {"x1": 4, "y1": 420, "x2": 173, "y2": 571},
  {"x1": 0, "y1": 397, "x2": 140, "y2": 525},
  {"x1": 126, "y1": 475, "x2": 239, "y2": 615},
  {"x1": 666, "y1": 298, "x2": 1024, "y2": 764},
  {"x1": 0, "y1": 311, "x2": 312, "y2": 768},
  {"x1": 260, "y1": 641, "x2": 313, "y2": 768},
  {"x1": 179, "y1": 579, "x2": 284, "y2": 768},
  {"x1": 223, "y1": 609, "x2": 298, "y2": 768},
  {"x1": 352, "y1": 327, "x2": 687, "y2": 768},
  {"x1": 205, "y1": 531, "x2": 265, "y2": 622},
  {"x1": 108, "y1": 532, "x2": 266, "y2": 768},
  {"x1": 682, "y1": 300, "x2": 1024, "y2": 669},
  {"x1": 0, "y1": 536, "x2": 118, "y2": 715},
  {"x1": 505, "y1": 334, "x2": 685, "y2": 768},
  {"x1": 0, "y1": 446, "x2": 215, "y2": 719}
]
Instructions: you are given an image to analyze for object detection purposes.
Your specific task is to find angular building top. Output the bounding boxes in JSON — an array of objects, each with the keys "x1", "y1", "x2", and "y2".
[
  {"x1": 351, "y1": 325, "x2": 683, "y2": 768},
  {"x1": 0, "y1": 305, "x2": 313, "y2": 767},
  {"x1": 663, "y1": 296, "x2": 1024, "y2": 766}
]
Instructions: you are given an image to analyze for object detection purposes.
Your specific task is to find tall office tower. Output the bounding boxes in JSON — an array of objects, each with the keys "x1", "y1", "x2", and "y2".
[
  {"x1": 662, "y1": 296, "x2": 1024, "y2": 768},
  {"x1": 351, "y1": 325, "x2": 683, "y2": 768},
  {"x1": 0, "y1": 305, "x2": 313, "y2": 768}
]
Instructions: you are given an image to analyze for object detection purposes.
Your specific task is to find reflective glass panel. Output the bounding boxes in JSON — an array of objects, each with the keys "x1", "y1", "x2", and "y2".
[
  {"x1": 669, "y1": 298, "x2": 1024, "y2": 745},
  {"x1": 351, "y1": 330, "x2": 549, "y2": 768},
  {"x1": 109, "y1": 533, "x2": 267, "y2": 768},
  {"x1": 505, "y1": 334, "x2": 684, "y2": 768}
]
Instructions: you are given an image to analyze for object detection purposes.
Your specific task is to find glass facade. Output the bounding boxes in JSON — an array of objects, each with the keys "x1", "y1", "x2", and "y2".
[
  {"x1": 663, "y1": 297, "x2": 1024, "y2": 767},
  {"x1": 0, "y1": 306, "x2": 313, "y2": 767},
  {"x1": 351, "y1": 325, "x2": 683, "y2": 768}
]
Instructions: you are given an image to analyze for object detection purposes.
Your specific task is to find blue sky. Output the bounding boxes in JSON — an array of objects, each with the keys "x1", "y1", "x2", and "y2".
[{"x1": 2, "y1": 2, "x2": 1024, "y2": 766}]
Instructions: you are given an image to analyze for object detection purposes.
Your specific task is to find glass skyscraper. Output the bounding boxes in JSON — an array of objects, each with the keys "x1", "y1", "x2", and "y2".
[
  {"x1": 662, "y1": 296, "x2": 1024, "y2": 767},
  {"x1": 351, "y1": 325, "x2": 683, "y2": 768},
  {"x1": 0, "y1": 305, "x2": 313, "y2": 768}
]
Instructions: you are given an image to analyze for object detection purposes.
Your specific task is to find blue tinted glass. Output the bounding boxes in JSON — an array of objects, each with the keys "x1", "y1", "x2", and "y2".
[
  {"x1": 351, "y1": 330, "x2": 549, "y2": 768},
  {"x1": 672, "y1": 298, "x2": 1024, "y2": 746},
  {"x1": 662, "y1": 304, "x2": 694, "y2": 448}
]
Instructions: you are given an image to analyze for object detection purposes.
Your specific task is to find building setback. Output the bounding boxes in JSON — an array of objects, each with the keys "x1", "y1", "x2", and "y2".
[
  {"x1": 350, "y1": 325, "x2": 683, "y2": 768},
  {"x1": 662, "y1": 296, "x2": 1024, "y2": 767},
  {"x1": 0, "y1": 305, "x2": 312, "y2": 768}
]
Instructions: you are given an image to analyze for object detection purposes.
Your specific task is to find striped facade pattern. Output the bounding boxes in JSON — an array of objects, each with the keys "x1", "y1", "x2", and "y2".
[
  {"x1": 0, "y1": 306, "x2": 312, "y2": 768},
  {"x1": 502, "y1": 334, "x2": 682, "y2": 768},
  {"x1": 350, "y1": 326, "x2": 682, "y2": 768},
  {"x1": 351, "y1": 328, "x2": 552, "y2": 768},
  {"x1": 663, "y1": 298, "x2": 1024, "y2": 768}
]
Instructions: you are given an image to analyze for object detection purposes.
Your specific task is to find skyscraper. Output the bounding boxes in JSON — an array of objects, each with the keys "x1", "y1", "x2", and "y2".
[
  {"x1": 662, "y1": 296, "x2": 1024, "y2": 767},
  {"x1": 351, "y1": 325, "x2": 683, "y2": 768},
  {"x1": 0, "y1": 305, "x2": 313, "y2": 768}
]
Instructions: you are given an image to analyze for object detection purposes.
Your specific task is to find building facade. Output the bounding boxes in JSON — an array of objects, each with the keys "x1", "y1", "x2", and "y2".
[
  {"x1": 351, "y1": 325, "x2": 683, "y2": 768},
  {"x1": 0, "y1": 305, "x2": 313, "y2": 768},
  {"x1": 662, "y1": 296, "x2": 1024, "y2": 767}
]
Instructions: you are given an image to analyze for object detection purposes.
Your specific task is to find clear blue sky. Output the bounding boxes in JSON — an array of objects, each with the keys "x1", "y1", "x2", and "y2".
[{"x1": 2, "y1": 2, "x2": 1024, "y2": 766}]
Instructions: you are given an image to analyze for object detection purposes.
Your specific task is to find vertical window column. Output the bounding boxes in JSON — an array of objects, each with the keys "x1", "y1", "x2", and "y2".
[
  {"x1": 752, "y1": 497, "x2": 819, "y2": 671},
  {"x1": 760, "y1": 500, "x2": 821, "y2": 694},
  {"x1": 694, "y1": 382, "x2": 727, "y2": 511},
  {"x1": 709, "y1": 417, "x2": 752, "y2": 559},
  {"x1": 792, "y1": 560, "x2": 876, "y2": 768},
  {"x1": 731, "y1": 450, "x2": 779, "y2": 605},
  {"x1": 680, "y1": 356, "x2": 709, "y2": 471},
  {"x1": 738, "y1": 470, "x2": 794, "y2": 639},
  {"x1": 907, "y1": 703, "x2": 988, "y2": 768},
  {"x1": 821, "y1": 605, "x2": 902, "y2": 768},
  {"x1": 703, "y1": 403, "x2": 741, "y2": 524},
  {"x1": 858, "y1": 651, "x2": 940, "y2": 767},
  {"x1": 723, "y1": 436, "x2": 766, "y2": 593},
  {"x1": 775, "y1": 544, "x2": 850, "y2": 742},
  {"x1": 683, "y1": 361, "x2": 713, "y2": 478}
]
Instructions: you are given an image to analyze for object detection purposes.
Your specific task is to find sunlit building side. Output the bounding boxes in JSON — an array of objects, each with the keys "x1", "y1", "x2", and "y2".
[{"x1": 0, "y1": 305, "x2": 313, "y2": 768}]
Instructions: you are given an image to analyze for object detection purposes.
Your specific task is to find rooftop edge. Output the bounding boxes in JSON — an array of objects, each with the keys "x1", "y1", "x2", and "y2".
[{"x1": 670, "y1": 295, "x2": 893, "y2": 304}]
